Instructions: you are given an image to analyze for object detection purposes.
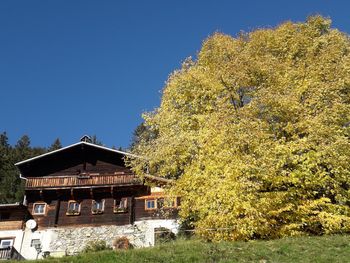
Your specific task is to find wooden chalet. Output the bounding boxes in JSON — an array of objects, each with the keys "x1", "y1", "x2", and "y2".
[
  {"x1": 0, "y1": 137, "x2": 179, "y2": 259},
  {"x1": 15, "y1": 137, "x2": 178, "y2": 230}
]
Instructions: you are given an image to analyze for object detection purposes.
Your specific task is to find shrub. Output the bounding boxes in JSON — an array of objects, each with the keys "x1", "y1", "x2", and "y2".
[
  {"x1": 82, "y1": 240, "x2": 112, "y2": 253},
  {"x1": 113, "y1": 236, "x2": 132, "y2": 250},
  {"x1": 155, "y1": 227, "x2": 176, "y2": 244}
]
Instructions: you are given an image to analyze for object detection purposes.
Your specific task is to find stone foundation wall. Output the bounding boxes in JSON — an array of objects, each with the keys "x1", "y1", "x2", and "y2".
[
  {"x1": 47, "y1": 220, "x2": 178, "y2": 255},
  {"x1": 49, "y1": 224, "x2": 145, "y2": 255}
]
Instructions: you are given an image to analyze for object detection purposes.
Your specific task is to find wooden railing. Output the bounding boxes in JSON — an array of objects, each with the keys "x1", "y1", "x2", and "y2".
[
  {"x1": 26, "y1": 174, "x2": 142, "y2": 189},
  {"x1": 0, "y1": 246, "x2": 23, "y2": 260}
]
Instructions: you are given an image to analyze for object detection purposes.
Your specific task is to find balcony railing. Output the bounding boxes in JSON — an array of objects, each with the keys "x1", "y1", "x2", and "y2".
[
  {"x1": 25, "y1": 173, "x2": 142, "y2": 189},
  {"x1": 0, "y1": 246, "x2": 23, "y2": 260}
]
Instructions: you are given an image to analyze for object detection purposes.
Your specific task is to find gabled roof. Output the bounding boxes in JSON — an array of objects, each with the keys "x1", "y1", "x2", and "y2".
[
  {"x1": 15, "y1": 140, "x2": 172, "y2": 185},
  {"x1": 15, "y1": 141, "x2": 136, "y2": 166},
  {"x1": 15, "y1": 141, "x2": 138, "y2": 178}
]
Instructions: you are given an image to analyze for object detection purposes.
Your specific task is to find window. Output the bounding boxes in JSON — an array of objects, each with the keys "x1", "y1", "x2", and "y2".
[
  {"x1": 30, "y1": 239, "x2": 41, "y2": 248},
  {"x1": 145, "y1": 199, "x2": 156, "y2": 210},
  {"x1": 145, "y1": 197, "x2": 177, "y2": 210},
  {"x1": 114, "y1": 198, "x2": 128, "y2": 213},
  {"x1": 0, "y1": 239, "x2": 13, "y2": 248},
  {"x1": 91, "y1": 200, "x2": 104, "y2": 214},
  {"x1": 33, "y1": 203, "x2": 46, "y2": 215},
  {"x1": 66, "y1": 201, "x2": 80, "y2": 215}
]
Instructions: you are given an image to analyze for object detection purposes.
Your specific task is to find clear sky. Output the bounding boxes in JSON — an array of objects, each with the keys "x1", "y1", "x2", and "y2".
[{"x1": 1, "y1": 1, "x2": 349, "y2": 148}]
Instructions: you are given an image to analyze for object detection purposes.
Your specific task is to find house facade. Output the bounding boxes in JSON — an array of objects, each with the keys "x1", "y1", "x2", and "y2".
[{"x1": 0, "y1": 138, "x2": 179, "y2": 260}]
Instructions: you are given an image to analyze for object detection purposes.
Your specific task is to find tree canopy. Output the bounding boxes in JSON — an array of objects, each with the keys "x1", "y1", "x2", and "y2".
[{"x1": 129, "y1": 16, "x2": 350, "y2": 240}]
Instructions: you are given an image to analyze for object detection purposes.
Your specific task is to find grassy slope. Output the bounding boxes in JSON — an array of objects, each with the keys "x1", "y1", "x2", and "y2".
[{"x1": 23, "y1": 235, "x2": 350, "y2": 263}]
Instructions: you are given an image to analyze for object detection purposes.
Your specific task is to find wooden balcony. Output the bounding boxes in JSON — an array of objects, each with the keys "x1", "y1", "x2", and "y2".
[
  {"x1": 0, "y1": 246, "x2": 23, "y2": 260},
  {"x1": 0, "y1": 220, "x2": 23, "y2": 231},
  {"x1": 25, "y1": 173, "x2": 142, "y2": 189}
]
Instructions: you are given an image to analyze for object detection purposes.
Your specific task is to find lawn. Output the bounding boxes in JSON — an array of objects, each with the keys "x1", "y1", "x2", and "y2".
[{"x1": 21, "y1": 234, "x2": 350, "y2": 263}]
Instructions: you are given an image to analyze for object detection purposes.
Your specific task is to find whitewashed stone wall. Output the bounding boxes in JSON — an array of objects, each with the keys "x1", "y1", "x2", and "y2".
[
  {"x1": 20, "y1": 219, "x2": 179, "y2": 259},
  {"x1": 40, "y1": 219, "x2": 179, "y2": 256},
  {"x1": 49, "y1": 224, "x2": 145, "y2": 255}
]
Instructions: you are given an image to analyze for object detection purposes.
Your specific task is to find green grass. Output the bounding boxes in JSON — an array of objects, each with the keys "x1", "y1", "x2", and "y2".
[{"x1": 21, "y1": 234, "x2": 350, "y2": 263}]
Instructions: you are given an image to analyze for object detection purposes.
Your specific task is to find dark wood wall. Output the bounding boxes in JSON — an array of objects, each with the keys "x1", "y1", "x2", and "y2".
[
  {"x1": 25, "y1": 189, "x2": 178, "y2": 228},
  {"x1": 0, "y1": 206, "x2": 28, "y2": 222},
  {"x1": 48, "y1": 161, "x2": 130, "y2": 177},
  {"x1": 25, "y1": 186, "x2": 150, "y2": 228},
  {"x1": 0, "y1": 206, "x2": 29, "y2": 231}
]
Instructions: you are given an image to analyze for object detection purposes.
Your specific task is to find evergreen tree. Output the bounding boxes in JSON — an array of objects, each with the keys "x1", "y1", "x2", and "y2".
[
  {"x1": 91, "y1": 135, "x2": 103, "y2": 146},
  {"x1": 48, "y1": 138, "x2": 62, "y2": 151},
  {"x1": 0, "y1": 133, "x2": 46, "y2": 203}
]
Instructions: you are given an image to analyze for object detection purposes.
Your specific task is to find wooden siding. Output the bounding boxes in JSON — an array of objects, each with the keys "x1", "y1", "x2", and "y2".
[
  {"x1": 25, "y1": 185, "x2": 149, "y2": 228},
  {"x1": 0, "y1": 205, "x2": 29, "y2": 230},
  {"x1": 27, "y1": 197, "x2": 133, "y2": 228},
  {"x1": 48, "y1": 161, "x2": 131, "y2": 177},
  {"x1": 25, "y1": 190, "x2": 178, "y2": 228},
  {"x1": 26, "y1": 173, "x2": 142, "y2": 189},
  {"x1": 0, "y1": 220, "x2": 23, "y2": 230}
]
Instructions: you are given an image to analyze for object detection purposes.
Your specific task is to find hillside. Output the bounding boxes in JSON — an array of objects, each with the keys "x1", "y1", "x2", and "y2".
[{"x1": 23, "y1": 234, "x2": 350, "y2": 263}]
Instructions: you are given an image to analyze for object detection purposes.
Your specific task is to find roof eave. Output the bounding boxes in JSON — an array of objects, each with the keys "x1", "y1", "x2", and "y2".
[{"x1": 15, "y1": 141, "x2": 139, "y2": 166}]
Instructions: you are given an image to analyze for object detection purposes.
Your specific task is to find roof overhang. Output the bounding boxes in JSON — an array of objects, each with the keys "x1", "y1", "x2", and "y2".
[{"x1": 15, "y1": 141, "x2": 138, "y2": 166}]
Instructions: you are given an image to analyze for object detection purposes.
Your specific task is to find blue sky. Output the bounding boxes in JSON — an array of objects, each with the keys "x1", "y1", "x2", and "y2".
[{"x1": 1, "y1": 1, "x2": 349, "y2": 148}]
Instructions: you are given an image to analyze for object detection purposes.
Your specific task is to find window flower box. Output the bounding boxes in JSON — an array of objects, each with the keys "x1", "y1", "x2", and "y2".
[
  {"x1": 91, "y1": 209, "x2": 103, "y2": 215},
  {"x1": 66, "y1": 209, "x2": 80, "y2": 216},
  {"x1": 113, "y1": 207, "x2": 128, "y2": 213}
]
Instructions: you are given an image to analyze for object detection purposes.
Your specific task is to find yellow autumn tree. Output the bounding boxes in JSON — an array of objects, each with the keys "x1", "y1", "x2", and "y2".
[{"x1": 128, "y1": 16, "x2": 350, "y2": 240}]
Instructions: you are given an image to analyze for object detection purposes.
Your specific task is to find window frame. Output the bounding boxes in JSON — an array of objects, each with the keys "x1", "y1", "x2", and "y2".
[
  {"x1": 145, "y1": 198, "x2": 156, "y2": 210},
  {"x1": 91, "y1": 199, "x2": 105, "y2": 214},
  {"x1": 145, "y1": 197, "x2": 177, "y2": 210},
  {"x1": 0, "y1": 238, "x2": 14, "y2": 248},
  {"x1": 66, "y1": 200, "x2": 81, "y2": 216},
  {"x1": 32, "y1": 202, "x2": 47, "y2": 215},
  {"x1": 113, "y1": 197, "x2": 128, "y2": 213},
  {"x1": 30, "y1": 239, "x2": 41, "y2": 248}
]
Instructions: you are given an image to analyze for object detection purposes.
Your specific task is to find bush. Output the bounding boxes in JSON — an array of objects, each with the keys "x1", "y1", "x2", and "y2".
[
  {"x1": 155, "y1": 227, "x2": 176, "y2": 244},
  {"x1": 113, "y1": 236, "x2": 133, "y2": 250},
  {"x1": 82, "y1": 240, "x2": 112, "y2": 253}
]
